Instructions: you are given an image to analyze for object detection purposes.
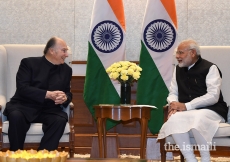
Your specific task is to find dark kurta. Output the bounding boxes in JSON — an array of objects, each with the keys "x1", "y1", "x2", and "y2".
[{"x1": 4, "y1": 56, "x2": 72, "y2": 122}]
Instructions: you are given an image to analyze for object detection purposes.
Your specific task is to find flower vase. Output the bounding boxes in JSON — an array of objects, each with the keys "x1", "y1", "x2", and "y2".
[{"x1": 120, "y1": 82, "x2": 131, "y2": 105}]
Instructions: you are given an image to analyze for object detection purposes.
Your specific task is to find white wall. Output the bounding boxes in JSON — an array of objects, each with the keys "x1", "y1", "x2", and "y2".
[
  {"x1": 1, "y1": 0, "x2": 230, "y2": 62},
  {"x1": 72, "y1": 64, "x2": 86, "y2": 76}
]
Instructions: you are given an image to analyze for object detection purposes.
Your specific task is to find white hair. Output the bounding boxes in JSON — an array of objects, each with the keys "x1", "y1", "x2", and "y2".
[{"x1": 179, "y1": 39, "x2": 201, "y2": 56}]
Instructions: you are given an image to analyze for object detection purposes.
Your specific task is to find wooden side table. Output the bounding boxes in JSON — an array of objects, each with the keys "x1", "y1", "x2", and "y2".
[{"x1": 93, "y1": 105, "x2": 152, "y2": 159}]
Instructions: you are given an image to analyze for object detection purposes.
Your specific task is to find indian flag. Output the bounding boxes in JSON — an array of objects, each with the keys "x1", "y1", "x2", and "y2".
[
  {"x1": 136, "y1": 0, "x2": 178, "y2": 134},
  {"x1": 83, "y1": 0, "x2": 126, "y2": 130}
]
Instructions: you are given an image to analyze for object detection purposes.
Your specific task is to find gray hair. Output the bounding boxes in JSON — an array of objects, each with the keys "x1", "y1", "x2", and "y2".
[
  {"x1": 179, "y1": 39, "x2": 201, "y2": 56},
  {"x1": 43, "y1": 37, "x2": 57, "y2": 55}
]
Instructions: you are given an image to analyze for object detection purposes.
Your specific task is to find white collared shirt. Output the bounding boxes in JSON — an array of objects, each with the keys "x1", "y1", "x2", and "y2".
[{"x1": 167, "y1": 65, "x2": 222, "y2": 110}]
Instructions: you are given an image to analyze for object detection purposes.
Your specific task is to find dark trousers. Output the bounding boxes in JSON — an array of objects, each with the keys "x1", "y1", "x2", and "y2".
[{"x1": 8, "y1": 110, "x2": 67, "y2": 151}]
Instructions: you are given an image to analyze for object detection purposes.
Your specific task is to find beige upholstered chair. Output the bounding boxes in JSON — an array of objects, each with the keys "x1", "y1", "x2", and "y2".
[
  {"x1": 160, "y1": 46, "x2": 230, "y2": 162},
  {"x1": 0, "y1": 44, "x2": 74, "y2": 157}
]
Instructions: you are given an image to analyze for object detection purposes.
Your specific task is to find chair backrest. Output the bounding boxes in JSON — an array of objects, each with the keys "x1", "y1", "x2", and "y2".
[
  {"x1": 0, "y1": 44, "x2": 72, "y2": 102},
  {"x1": 200, "y1": 46, "x2": 230, "y2": 123},
  {"x1": 0, "y1": 46, "x2": 7, "y2": 98},
  {"x1": 199, "y1": 46, "x2": 230, "y2": 107}
]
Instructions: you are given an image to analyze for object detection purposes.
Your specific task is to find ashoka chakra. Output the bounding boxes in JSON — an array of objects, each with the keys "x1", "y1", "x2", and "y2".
[
  {"x1": 91, "y1": 20, "x2": 123, "y2": 53},
  {"x1": 143, "y1": 19, "x2": 176, "y2": 52}
]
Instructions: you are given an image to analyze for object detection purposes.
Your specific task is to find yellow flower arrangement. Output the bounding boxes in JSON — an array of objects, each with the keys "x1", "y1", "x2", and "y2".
[
  {"x1": 106, "y1": 61, "x2": 142, "y2": 84},
  {"x1": 0, "y1": 150, "x2": 68, "y2": 162}
]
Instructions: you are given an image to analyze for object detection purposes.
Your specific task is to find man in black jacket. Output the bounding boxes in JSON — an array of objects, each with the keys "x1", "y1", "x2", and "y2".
[
  {"x1": 157, "y1": 39, "x2": 228, "y2": 162},
  {"x1": 4, "y1": 37, "x2": 72, "y2": 151}
]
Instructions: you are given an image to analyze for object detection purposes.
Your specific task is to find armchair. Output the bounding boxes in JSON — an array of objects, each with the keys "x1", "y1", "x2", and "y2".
[
  {"x1": 160, "y1": 46, "x2": 230, "y2": 162},
  {"x1": 0, "y1": 44, "x2": 75, "y2": 157}
]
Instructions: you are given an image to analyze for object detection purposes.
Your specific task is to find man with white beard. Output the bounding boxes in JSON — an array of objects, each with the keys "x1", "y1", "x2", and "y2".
[{"x1": 157, "y1": 39, "x2": 228, "y2": 162}]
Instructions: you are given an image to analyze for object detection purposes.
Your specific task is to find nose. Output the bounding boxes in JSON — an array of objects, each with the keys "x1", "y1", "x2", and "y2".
[
  {"x1": 175, "y1": 53, "x2": 179, "y2": 59},
  {"x1": 65, "y1": 52, "x2": 69, "y2": 57}
]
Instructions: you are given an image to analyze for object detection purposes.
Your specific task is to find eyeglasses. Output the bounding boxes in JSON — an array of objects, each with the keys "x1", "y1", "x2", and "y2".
[{"x1": 175, "y1": 49, "x2": 192, "y2": 55}]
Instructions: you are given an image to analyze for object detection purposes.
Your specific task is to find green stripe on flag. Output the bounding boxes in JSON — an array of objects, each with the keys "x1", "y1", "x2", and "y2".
[
  {"x1": 84, "y1": 42, "x2": 120, "y2": 130},
  {"x1": 137, "y1": 41, "x2": 169, "y2": 134}
]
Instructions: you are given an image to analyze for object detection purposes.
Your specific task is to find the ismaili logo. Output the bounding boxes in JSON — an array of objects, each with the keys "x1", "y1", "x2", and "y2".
[{"x1": 164, "y1": 142, "x2": 217, "y2": 151}]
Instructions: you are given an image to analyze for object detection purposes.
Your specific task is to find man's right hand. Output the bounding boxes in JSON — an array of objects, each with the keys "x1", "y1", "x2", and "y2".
[
  {"x1": 167, "y1": 109, "x2": 178, "y2": 119},
  {"x1": 169, "y1": 101, "x2": 186, "y2": 112},
  {"x1": 45, "y1": 91, "x2": 67, "y2": 105},
  {"x1": 46, "y1": 91, "x2": 58, "y2": 100},
  {"x1": 167, "y1": 101, "x2": 186, "y2": 119}
]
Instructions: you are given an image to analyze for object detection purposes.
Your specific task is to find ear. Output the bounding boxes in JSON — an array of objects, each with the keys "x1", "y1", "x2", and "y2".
[
  {"x1": 49, "y1": 47, "x2": 55, "y2": 55},
  {"x1": 191, "y1": 49, "x2": 196, "y2": 57}
]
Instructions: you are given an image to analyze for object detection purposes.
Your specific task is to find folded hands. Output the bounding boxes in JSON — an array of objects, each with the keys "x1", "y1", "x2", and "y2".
[{"x1": 45, "y1": 91, "x2": 67, "y2": 105}]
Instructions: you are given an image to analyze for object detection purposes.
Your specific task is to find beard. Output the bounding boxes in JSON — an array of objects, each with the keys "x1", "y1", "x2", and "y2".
[{"x1": 178, "y1": 53, "x2": 193, "y2": 67}]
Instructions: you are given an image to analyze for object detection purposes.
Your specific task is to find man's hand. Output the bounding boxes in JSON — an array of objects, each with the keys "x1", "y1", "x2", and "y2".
[
  {"x1": 168, "y1": 109, "x2": 178, "y2": 119},
  {"x1": 169, "y1": 101, "x2": 186, "y2": 111},
  {"x1": 45, "y1": 91, "x2": 67, "y2": 105},
  {"x1": 54, "y1": 91, "x2": 67, "y2": 105},
  {"x1": 167, "y1": 101, "x2": 186, "y2": 119},
  {"x1": 45, "y1": 91, "x2": 59, "y2": 100}
]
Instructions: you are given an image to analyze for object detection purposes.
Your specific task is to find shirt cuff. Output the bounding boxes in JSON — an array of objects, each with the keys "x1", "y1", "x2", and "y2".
[{"x1": 185, "y1": 102, "x2": 192, "y2": 110}]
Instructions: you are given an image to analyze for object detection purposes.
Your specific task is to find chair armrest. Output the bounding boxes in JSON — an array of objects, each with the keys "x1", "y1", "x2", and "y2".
[
  {"x1": 61, "y1": 102, "x2": 74, "y2": 130},
  {"x1": 68, "y1": 102, "x2": 74, "y2": 155},
  {"x1": 163, "y1": 105, "x2": 169, "y2": 123},
  {"x1": 0, "y1": 105, "x2": 2, "y2": 129},
  {"x1": 0, "y1": 95, "x2": 7, "y2": 124},
  {"x1": 61, "y1": 102, "x2": 74, "y2": 120},
  {"x1": 69, "y1": 102, "x2": 74, "y2": 127}
]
